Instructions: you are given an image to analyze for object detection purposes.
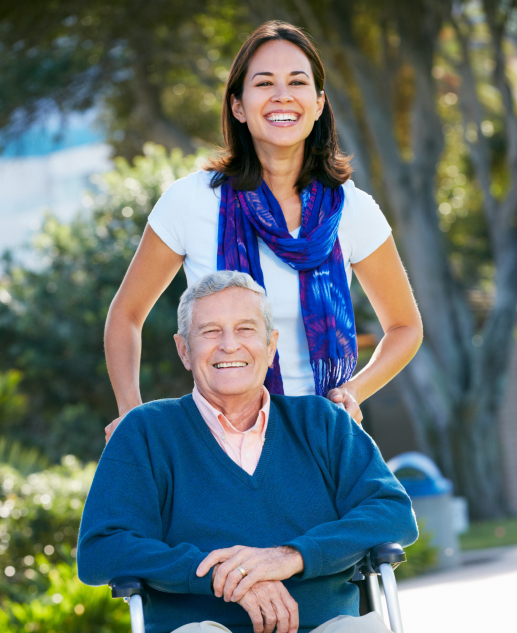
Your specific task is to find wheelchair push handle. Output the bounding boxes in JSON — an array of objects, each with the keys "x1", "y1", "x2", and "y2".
[
  {"x1": 360, "y1": 542, "x2": 406, "y2": 576},
  {"x1": 109, "y1": 576, "x2": 145, "y2": 599}
]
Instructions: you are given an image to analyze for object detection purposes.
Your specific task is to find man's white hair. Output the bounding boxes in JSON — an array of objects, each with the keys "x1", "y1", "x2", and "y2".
[{"x1": 177, "y1": 271, "x2": 273, "y2": 350}]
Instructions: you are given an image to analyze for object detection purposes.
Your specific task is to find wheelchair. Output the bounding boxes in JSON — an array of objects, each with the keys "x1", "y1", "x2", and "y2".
[{"x1": 110, "y1": 542, "x2": 407, "y2": 633}]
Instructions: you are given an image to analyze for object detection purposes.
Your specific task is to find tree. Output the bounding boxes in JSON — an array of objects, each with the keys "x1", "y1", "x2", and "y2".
[
  {"x1": 2, "y1": 0, "x2": 516, "y2": 517},
  {"x1": 0, "y1": 145, "x2": 203, "y2": 462},
  {"x1": 242, "y1": 0, "x2": 517, "y2": 517},
  {"x1": 0, "y1": 0, "x2": 250, "y2": 158}
]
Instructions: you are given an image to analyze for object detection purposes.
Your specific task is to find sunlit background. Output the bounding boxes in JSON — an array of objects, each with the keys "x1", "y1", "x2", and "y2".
[{"x1": 1, "y1": 1, "x2": 517, "y2": 631}]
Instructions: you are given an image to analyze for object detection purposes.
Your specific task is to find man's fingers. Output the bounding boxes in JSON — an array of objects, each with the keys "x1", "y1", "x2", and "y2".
[
  {"x1": 222, "y1": 567, "x2": 246, "y2": 601},
  {"x1": 260, "y1": 602, "x2": 277, "y2": 633},
  {"x1": 252, "y1": 583, "x2": 279, "y2": 633},
  {"x1": 196, "y1": 546, "x2": 243, "y2": 577},
  {"x1": 242, "y1": 592, "x2": 264, "y2": 633},
  {"x1": 269, "y1": 585, "x2": 290, "y2": 633},
  {"x1": 212, "y1": 554, "x2": 246, "y2": 596},
  {"x1": 231, "y1": 569, "x2": 264, "y2": 602},
  {"x1": 277, "y1": 583, "x2": 299, "y2": 633}
]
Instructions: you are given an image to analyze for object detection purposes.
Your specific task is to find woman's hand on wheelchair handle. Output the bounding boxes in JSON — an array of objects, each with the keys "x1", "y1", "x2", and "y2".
[
  {"x1": 326, "y1": 384, "x2": 363, "y2": 424},
  {"x1": 237, "y1": 580, "x2": 298, "y2": 633},
  {"x1": 105, "y1": 416, "x2": 124, "y2": 443}
]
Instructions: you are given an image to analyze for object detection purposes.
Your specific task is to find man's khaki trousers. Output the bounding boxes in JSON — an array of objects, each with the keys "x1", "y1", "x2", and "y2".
[{"x1": 170, "y1": 613, "x2": 393, "y2": 633}]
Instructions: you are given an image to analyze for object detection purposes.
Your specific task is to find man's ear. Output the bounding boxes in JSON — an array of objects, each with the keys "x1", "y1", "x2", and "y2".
[
  {"x1": 230, "y1": 94, "x2": 247, "y2": 123},
  {"x1": 267, "y1": 330, "x2": 279, "y2": 367},
  {"x1": 174, "y1": 334, "x2": 191, "y2": 371}
]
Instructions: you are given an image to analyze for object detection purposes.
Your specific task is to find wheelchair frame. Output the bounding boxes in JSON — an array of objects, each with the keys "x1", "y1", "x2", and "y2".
[{"x1": 110, "y1": 542, "x2": 406, "y2": 633}]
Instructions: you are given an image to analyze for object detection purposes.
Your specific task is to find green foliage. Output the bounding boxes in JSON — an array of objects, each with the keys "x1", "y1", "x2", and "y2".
[
  {"x1": 0, "y1": 370, "x2": 27, "y2": 436},
  {"x1": 0, "y1": 437, "x2": 49, "y2": 477},
  {"x1": 0, "y1": 1, "x2": 251, "y2": 158},
  {"x1": 394, "y1": 523, "x2": 439, "y2": 580},
  {"x1": 0, "y1": 454, "x2": 131, "y2": 631},
  {"x1": 0, "y1": 560, "x2": 130, "y2": 633},
  {"x1": 0, "y1": 145, "x2": 201, "y2": 462},
  {"x1": 0, "y1": 455, "x2": 94, "y2": 602}
]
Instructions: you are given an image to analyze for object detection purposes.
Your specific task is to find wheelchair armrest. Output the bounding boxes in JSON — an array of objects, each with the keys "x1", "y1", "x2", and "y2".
[
  {"x1": 359, "y1": 542, "x2": 406, "y2": 576},
  {"x1": 109, "y1": 576, "x2": 146, "y2": 599}
]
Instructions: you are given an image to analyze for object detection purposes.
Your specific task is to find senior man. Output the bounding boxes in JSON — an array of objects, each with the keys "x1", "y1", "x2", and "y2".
[{"x1": 78, "y1": 271, "x2": 418, "y2": 633}]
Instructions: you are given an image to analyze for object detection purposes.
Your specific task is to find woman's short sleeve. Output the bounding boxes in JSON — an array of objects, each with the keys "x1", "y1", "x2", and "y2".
[
  {"x1": 147, "y1": 174, "x2": 196, "y2": 256},
  {"x1": 345, "y1": 181, "x2": 392, "y2": 264}
]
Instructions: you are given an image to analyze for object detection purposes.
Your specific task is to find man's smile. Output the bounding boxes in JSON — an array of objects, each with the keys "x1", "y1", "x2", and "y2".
[{"x1": 213, "y1": 361, "x2": 249, "y2": 369}]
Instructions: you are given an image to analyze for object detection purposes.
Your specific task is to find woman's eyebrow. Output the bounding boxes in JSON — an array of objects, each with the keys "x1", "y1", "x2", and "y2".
[{"x1": 251, "y1": 70, "x2": 310, "y2": 79}]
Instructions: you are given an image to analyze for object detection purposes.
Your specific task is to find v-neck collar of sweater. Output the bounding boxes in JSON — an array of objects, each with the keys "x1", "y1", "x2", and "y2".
[{"x1": 180, "y1": 394, "x2": 278, "y2": 489}]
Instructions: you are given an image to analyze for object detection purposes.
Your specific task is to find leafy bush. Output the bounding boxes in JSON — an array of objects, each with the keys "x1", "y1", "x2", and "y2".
[
  {"x1": 394, "y1": 523, "x2": 439, "y2": 580},
  {"x1": 0, "y1": 144, "x2": 201, "y2": 462},
  {"x1": 0, "y1": 559, "x2": 130, "y2": 633},
  {"x1": 0, "y1": 449, "x2": 132, "y2": 632},
  {"x1": 0, "y1": 452, "x2": 95, "y2": 602}
]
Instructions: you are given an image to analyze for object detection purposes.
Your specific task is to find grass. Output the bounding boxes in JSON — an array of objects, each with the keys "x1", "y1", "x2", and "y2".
[{"x1": 460, "y1": 517, "x2": 517, "y2": 551}]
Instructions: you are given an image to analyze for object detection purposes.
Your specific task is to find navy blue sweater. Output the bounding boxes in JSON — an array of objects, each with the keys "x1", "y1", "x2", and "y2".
[{"x1": 78, "y1": 395, "x2": 417, "y2": 633}]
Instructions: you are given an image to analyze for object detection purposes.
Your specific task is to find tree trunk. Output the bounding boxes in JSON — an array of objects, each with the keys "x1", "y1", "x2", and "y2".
[{"x1": 248, "y1": 0, "x2": 517, "y2": 516}]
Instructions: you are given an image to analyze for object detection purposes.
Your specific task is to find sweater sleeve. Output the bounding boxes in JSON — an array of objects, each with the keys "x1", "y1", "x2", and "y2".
[
  {"x1": 77, "y1": 426, "x2": 214, "y2": 595},
  {"x1": 284, "y1": 417, "x2": 418, "y2": 581}
]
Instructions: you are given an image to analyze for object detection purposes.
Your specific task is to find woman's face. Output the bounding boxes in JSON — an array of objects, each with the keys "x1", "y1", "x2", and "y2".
[{"x1": 231, "y1": 40, "x2": 325, "y2": 152}]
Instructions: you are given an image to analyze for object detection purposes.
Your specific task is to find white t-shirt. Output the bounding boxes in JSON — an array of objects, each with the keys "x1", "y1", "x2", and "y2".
[{"x1": 148, "y1": 170, "x2": 391, "y2": 396}]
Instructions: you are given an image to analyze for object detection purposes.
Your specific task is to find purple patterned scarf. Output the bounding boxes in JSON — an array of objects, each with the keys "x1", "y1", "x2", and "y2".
[{"x1": 217, "y1": 178, "x2": 357, "y2": 396}]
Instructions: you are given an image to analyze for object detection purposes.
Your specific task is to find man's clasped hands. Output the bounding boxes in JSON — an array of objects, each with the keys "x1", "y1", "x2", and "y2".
[{"x1": 196, "y1": 545, "x2": 305, "y2": 633}]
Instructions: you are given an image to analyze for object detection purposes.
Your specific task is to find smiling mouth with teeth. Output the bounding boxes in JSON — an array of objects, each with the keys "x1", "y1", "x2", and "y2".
[
  {"x1": 213, "y1": 362, "x2": 249, "y2": 369},
  {"x1": 266, "y1": 113, "x2": 300, "y2": 122}
]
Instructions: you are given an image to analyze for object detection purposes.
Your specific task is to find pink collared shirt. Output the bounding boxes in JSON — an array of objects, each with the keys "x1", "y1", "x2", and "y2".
[{"x1": 192, "y1": 385, "x2": 270, "y2": 476}]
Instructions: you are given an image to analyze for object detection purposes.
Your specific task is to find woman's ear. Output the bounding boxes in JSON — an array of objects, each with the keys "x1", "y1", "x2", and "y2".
[
  {"x1": 230, "y1": 94, "x2": 247, "y2": 123},
  {"x1": 315, "y1": 90, "x2": 325, "y2": 120}
]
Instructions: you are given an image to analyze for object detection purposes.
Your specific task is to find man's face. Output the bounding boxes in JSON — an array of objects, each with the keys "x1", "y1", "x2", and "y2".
[{"x1": 174, "y1": 287, "x2": 278, "y2": 403}]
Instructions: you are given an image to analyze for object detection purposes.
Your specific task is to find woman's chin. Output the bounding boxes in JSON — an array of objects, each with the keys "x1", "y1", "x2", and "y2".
[{"x1": 253, "y1": 132, "x2": 308, "y2": 152}]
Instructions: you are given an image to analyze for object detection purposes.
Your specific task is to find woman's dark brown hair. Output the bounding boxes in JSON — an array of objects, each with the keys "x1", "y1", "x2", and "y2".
[{"x1": 206, "y1": 20, "x2": 353, "y2": 193}]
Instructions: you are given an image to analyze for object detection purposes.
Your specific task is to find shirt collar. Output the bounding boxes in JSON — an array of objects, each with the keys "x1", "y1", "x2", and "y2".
[{"x1": 192, "y1": 385, "x2": 270, "y2": 436}]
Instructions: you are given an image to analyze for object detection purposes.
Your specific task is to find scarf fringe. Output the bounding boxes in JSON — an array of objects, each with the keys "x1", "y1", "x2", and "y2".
[{"x1": 312, "y1": 355, "x2": 357, "y2": 398}]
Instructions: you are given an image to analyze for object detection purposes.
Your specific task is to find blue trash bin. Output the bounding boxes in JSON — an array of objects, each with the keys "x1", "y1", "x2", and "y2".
[{"x1": 387, "y1": 452, "x2": 460, "y2": 569}]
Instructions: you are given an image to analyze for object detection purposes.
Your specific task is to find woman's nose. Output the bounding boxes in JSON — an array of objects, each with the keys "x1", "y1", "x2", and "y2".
[{"x1": 272, "y1": 84, "x2": 294, "y2": 102}]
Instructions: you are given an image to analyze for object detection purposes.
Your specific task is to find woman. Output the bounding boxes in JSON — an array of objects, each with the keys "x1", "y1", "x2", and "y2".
[{"x1": 104, "y1": 21, "x2": 423, "y2": 441}]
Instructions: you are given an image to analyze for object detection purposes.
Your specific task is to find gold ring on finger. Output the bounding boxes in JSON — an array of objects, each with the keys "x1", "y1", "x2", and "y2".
[{"x1": 237, "y1": 566, "x2": 247, "y2": 578}]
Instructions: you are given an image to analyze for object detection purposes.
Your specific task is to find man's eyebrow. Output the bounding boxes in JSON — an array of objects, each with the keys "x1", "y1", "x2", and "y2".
[
  {"x1": 251, "y1": 70, "x2": 310, "y2": 80},
  {"x1": 196, "y1": 318, "x2": 260, "y2": 329}
]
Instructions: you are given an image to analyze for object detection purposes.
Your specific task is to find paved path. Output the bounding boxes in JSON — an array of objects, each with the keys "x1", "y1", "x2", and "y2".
[{"x1": 384, "y1": 546, "x2": 517, "y2": 632}]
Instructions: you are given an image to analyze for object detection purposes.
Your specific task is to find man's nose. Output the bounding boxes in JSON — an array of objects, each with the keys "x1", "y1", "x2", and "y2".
[{"x1": 219, "y1": 329, "x2": 241, "y2": 353}]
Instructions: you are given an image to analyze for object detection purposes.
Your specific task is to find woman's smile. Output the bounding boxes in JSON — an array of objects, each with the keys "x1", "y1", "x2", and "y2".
[{"x1": 264, "y1": 110, "x2": 302, "y2": 126}]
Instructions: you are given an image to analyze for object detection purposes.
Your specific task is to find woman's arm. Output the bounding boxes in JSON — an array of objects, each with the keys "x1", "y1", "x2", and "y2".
[
  {"x1": 327, "y1": 236, "x2": 423, "y2": 421},
  {"x1": 104, "y1": 224, "x2": 185, "y2": 441}
]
